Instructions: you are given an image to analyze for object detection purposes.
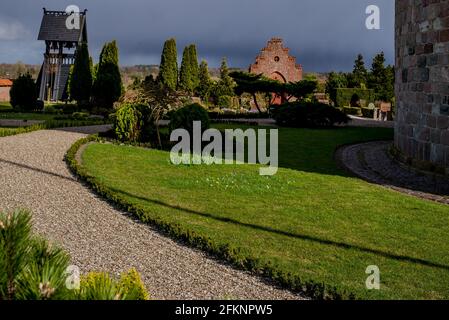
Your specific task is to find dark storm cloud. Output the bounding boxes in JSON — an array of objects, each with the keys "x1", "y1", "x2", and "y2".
[{"x1": 0, "y1": 0, "x2": 394, "y2": 71}]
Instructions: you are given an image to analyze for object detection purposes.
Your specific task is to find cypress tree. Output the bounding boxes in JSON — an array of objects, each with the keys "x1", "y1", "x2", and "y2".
[
  {"x1": 92, "y1": 40, "x2": 123, "y2": 109},
  {"x1": 188, "y1": 44, "x2": 200, "y2": 92},
  {"x1": 158, "y1": 38, "x2": 178, "y2": 90},
  {"x1": 69, "y1": 42, "x2": 92, "y2": 105},
  {"x1": 179, "y1": 46, "x2": 193, "y2": 92},
  {"x1": 198, "y1": 60, "x2": 212, "y2": 100}
]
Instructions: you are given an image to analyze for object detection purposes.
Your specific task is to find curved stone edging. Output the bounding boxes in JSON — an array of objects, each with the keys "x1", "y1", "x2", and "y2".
[{"x1": 336, "y1": 141, "x2": 449, "y2": 206}]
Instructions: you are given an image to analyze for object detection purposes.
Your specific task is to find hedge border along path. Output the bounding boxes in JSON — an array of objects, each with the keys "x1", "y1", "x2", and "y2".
[
  {"x1": 0, "y1": 129, "x2": 301, "y2": 300},
  {"x1": 67, "y1": 135, "x2": 356, "y2": 300},
  {"x1": 0, "y1": 120, "x2": 110, "y2": 138}
]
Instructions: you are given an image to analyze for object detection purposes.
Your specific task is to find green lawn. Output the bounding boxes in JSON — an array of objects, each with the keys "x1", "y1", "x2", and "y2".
[
  {"x1": 80, "y1": 126, "x2": 449, "y2": 299},
  {"x1": 0, "y1": 102, "x2": 13, "y2": 111}
]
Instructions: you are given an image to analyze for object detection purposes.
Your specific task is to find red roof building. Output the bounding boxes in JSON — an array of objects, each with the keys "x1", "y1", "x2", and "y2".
[
  {"x1": 0, "y1": 79, "x2": 13, "y2": 87},
  {"x1": 0, "y1": 79, "x2": 13, "y2": 102}
]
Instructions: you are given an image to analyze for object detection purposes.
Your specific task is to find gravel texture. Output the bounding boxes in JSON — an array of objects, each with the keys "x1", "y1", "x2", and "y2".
[
  {"x1": 0, "y1": 127, "x2": 301, "y2": 300},
  {"x1": 337, "y1": 141, "x2": 449, "y2": 205}
]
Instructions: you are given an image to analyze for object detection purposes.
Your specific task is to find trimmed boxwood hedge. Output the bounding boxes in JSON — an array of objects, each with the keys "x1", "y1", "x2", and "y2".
[
  {"x1": 335, "y1": 88, "x2": 374, "y2": 109},
  {"x1": 65, "y1": 136, "x2": 356, "y2": 300},
  {"x1": 0, "y1": 120, "x2": 109, "y2": 138},
  {"x1": 271, "y1": 102, "x2": 350, "y2": 128},
  {"x1": 342, "y1": 106, "x2": 362, "y2": 116}
]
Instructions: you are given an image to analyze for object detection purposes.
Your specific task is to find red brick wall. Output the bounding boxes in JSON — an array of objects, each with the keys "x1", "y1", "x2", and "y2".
[
  {"x1": 249, "y1": 38, "x2": 303, "y2": 83},
  {"x1": 396, "y1": 0, "x2": 449, "y2": 172},
  {"x1": 0, "y1": 87, "x2": 10, "y2": 102}
]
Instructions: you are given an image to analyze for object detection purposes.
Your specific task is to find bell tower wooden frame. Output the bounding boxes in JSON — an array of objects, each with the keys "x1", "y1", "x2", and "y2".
[{"x1": 37, "y1": 8, "x2": 88, "y2": 102}]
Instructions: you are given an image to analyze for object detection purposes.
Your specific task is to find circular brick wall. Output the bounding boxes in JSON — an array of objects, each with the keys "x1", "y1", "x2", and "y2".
[{"x1": 395, "y1": 0, "x2": 449, "y2": 173}]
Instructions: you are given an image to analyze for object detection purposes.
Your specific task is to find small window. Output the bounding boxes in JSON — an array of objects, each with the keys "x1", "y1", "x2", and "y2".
[{"x1": 274, "y1": 56, "x2": 280, "y2": 62}]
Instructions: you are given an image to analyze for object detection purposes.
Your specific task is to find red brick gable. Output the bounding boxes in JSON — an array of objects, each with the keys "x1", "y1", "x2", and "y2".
[{"x1": 249, "y1": 38, "x2": 303, "y2": 83}]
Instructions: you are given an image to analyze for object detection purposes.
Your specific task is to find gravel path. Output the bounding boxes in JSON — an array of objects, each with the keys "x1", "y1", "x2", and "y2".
[
  {"x1": 337, "y1": 141, "x2": 449, "y2": 205},
  {"x1": 0, "y1": 128, "x2": 301, "y2": 300}
]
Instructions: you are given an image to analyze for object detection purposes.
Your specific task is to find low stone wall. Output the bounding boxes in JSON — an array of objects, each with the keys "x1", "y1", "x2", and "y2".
[{"x1": 395, "y1": 0, "x2": 449, "y2": 173}]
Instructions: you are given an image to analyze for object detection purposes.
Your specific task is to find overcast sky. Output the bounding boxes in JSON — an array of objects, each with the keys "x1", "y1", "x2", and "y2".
[{"x1": 0, "y1": 0, "x2": 394, "y2": 72}]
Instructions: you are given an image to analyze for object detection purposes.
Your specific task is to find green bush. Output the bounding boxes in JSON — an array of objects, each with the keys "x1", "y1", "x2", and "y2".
[
  {"x1": 0, "y1": 209, "x2": 149, "y2": 300},
  {"x1": 9, "y1": 74, "x2": 38, "y2": 112},
  {"x1": 217, "y1": 95, "x2": 233, "y2": 108},
  {"x1": 71, "y1": 112, "x2": 89, "y2": 120},
  {"x1": 114, "y1": 103, "x2": 144, "y2": 142},
  {"x1": 78, "y1": 269, "x2": 148, "y2": 300},
  {"x1": 271, "y1": 101, "x2": 349, "y2": 128},
  {"x1": 118, "y1": 268, "x2": 149, "y2": 300},
  {"x1": 62, "y1": 104, "x2": 79, "y2": 114},
  {"x1": 43, "y1": 105, "x2": 58, "y2": 114},
  {"x1": 169, "y1": 103, "x2": 210, "y2": 134},
  {"x1": 335, "y1": 88, "x2": 374, "y2": 108}
]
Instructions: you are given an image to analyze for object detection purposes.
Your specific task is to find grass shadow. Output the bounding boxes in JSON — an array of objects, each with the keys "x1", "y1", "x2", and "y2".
[{"x1": 109, "y1": 186, "x2": 449, "y2": 272}]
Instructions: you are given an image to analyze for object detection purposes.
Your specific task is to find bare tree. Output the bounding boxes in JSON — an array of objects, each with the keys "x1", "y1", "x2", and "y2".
[{"x1": 120, "y1": 80, "x2": 183, "y2": 148}]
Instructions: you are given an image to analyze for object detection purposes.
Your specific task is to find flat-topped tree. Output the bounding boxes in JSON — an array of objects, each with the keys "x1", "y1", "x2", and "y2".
[
  {"x1": 37, "y1": 8, "x2": 88, "y2": 102},
  {"x1": 230, "y1": 71, "x2": 317, "y2": 112}
]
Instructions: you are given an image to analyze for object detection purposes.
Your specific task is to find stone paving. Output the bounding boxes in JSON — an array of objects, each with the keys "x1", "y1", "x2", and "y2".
[{"x1": 337, "y1": 141, "x2": 449, "y2": 205}]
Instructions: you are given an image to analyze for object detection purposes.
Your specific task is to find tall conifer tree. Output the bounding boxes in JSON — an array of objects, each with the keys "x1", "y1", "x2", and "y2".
[
  {"x1": 368, "y1": 52, "x2": 394, "y2": 101},
  {"x1": 92, "y1": 40, "x2": 123, "y2": 109},
  {"x1": 218, "y1": 57, "x2": 235, "y2": 96},
  {"x1": 188, "y1": 44, "x2": 200, "y2": 92},
  {"x1": 158, "y1": 38, "x2": 178, "y2": 90},
  {"x1": 69, "y1": 42, "x2": 92, "y2": 105},
  {"x1": 351, "y1": 54, "x2": 368, "y2": 88},
  {"x1": 179, "y1": 46, "x2": 192, "y2": 92},
  {"x1": 198, "y1": 60, "x2": 212, "y2": 100}
]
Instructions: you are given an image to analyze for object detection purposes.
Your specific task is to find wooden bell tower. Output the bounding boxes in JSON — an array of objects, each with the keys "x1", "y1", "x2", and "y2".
[{"x1": 37, "y1": 8, "x2": 88, "y2": 102}]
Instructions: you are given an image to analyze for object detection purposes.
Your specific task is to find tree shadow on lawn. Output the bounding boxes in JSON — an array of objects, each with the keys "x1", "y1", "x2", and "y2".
[{"x1": 109, "y1": 186, "x2": 449, "y2": 272}]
